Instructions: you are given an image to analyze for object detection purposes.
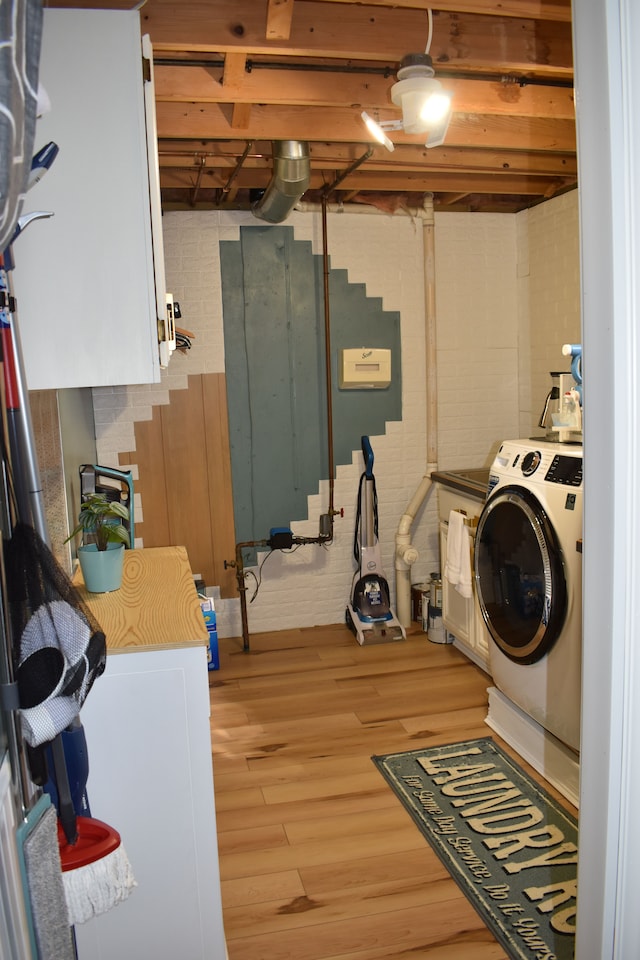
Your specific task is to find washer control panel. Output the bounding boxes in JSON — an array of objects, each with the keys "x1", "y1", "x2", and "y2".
[
  {"x1": 521, "y1": 450, "x2": 542, "y2": 476},
  {"x1": 545, "y1": 454, "x2": 583, "y2": 486},
  {"x1": 489, "y1": 440, "x2": 583, "y2": 490}
]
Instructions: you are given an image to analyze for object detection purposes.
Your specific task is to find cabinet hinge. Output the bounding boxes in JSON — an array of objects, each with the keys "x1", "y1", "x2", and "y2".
[{"x1": 142, "y1": 55, "x2": 151, "y2": 83}]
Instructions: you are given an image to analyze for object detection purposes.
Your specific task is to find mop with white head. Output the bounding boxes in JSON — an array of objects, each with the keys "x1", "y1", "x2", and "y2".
[
  {"x1": 60, "y1": 829, "x2": 137, "y2": 925},
  {"x1": 60, "y1": 817, "x2": 137, "y2": 926}
]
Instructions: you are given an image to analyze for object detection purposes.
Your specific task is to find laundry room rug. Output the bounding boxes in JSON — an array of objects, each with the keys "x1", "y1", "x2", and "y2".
[{"x1": 372, "y1": 737, "x2": 577, "y2": 960}]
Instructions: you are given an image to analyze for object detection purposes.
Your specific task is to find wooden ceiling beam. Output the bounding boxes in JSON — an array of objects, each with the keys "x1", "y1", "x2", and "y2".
[
  {"x1": 231, "y1": 102, "x2": 253, "y2": 128},
  {"x1": 321, "y1": 171, "x2": 575, "y2": 194},
  {"x1": 299, "y1": 0, "x2": 572, "y2": 23},
  {"x1": 155, "y1": 102, "x2": 576, "y2": 152},
  {"x1": 267, "y1": 0, "x2": 295, "y2": 39},
  {"x1": 49, "y1": 0, "x2": 577, "y2": 214},
  {"x1": 347, "y1": 177, "x2": 572, "y2": 198},
  {"x1": 46, "y1": 0, "x2": 572, "y2": 23},
  {"x1": 306, "y1": 143, "x2": 578, "y2": 175},
  {"x1": 222, "y1": 52, "x2": 247, "y2": 88},
  {"x1": 154, "y1": 65, "x2": 574, "y2": 120},
  {"x1": 142, "y1": 2, "x2": 573, "y2": 75},
  {"x1": 158, "y1": 164, "x2": 575, "y2": 196},
  {"x1": 159, "y1": 194, "x2": 554, "y2": 214},
  {"x1": 157, "y1": 140, "x2": 577, "y2": 177}
]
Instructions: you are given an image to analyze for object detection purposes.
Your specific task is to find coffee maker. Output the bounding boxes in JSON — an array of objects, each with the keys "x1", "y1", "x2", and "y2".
[
  {"x1": 538, "y1": 345, "x2": 583, "y2": 443},
  {"x1": 538, "y1": 371, "x2": 573, "y2": 435}
]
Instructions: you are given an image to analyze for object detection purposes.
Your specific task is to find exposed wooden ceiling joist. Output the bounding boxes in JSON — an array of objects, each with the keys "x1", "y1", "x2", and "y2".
[{"x1": 49, "y1": 0, "x2": 577, "y2": 214}]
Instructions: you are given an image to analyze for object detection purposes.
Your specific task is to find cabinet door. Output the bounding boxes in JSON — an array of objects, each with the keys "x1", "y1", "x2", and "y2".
[
  {"x1": 74, "y1": 646, "x2": 227, "y2": 960},
  {"x1": 13, "y1": 9, "x2": 161, "y2": 390},
  {"x1": 471, "y1": 586, "x2": 492, "y2": 668}
]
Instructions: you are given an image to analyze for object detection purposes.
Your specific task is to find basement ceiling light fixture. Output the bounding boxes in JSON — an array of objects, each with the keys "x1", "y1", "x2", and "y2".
[{"x1": 361, "y1": 10, "x2": 452, "y2": 151}]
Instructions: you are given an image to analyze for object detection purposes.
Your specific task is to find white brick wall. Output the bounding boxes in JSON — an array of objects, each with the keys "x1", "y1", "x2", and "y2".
[
  {"x1": 434, "y1": 212, "x2": 520, "y2": 468},
  {"x1": 91, "y1": 195, "x2": 580, "y2": 637},
  {"x1": 517, "y1": 192, "x2": 581, "y2": 437}
]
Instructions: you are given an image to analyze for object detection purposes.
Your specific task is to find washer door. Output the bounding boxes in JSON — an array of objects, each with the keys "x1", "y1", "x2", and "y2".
[{"x1": 474, "y1": 485, "x2": 567, "y2": 664}]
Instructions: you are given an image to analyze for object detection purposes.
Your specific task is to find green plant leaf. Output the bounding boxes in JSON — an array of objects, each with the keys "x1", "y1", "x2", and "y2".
[
  {"x1": 107, "y1": 501, "x2": 129, "y2": 521},
  {"x1": 65, "y1": 492, "x2": 131, "y2": 551}
]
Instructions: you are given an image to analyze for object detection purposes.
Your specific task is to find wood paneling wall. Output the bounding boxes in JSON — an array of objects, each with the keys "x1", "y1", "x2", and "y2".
[{"x1": 120, "y1": 372, "x2": 237, "y2": 597}]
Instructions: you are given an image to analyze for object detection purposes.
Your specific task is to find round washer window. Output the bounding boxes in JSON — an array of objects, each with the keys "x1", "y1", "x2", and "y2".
[{"x1": 474, "y1": 485, "x2": 567, "y2": 664}]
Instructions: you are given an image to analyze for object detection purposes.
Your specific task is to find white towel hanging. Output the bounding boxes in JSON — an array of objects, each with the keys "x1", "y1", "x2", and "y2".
[
  {"x1": 444, "y1": 510, "x2": 473, "y2": 600},
  {"x1": 444, "y1": 510, "x2": 464, "y2": 585},
  {"x1": 456, "y1": 524, "x2": 473, "y2": 599}
]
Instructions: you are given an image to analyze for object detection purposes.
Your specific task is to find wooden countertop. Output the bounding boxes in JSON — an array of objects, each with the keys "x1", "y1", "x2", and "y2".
[{"x1": 73, "y1": 546, "x2": 208, "y2": 653}]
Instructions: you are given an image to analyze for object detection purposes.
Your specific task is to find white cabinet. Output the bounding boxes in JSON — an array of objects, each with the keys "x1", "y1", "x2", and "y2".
[
  {"x1": 437, "y1": 485, "x2": 491, "y2": 672},
  {"x1": 12, "y1": 9, "x2": 163, "y2": 390},
  {"x1": 73, "y1": 644, "x2": 227, "y2": 960}
]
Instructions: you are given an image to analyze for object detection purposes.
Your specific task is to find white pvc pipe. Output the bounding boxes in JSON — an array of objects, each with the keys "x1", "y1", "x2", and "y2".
[
  {"x1": 395, "y1": 195, "x2": 438, "y2": 627},
  {"x1": 295, "y1": 199, "x2": 429, "y2": 218}
]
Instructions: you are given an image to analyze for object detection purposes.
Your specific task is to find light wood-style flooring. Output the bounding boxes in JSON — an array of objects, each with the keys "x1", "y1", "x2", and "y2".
[{"x1": 210, "y1": 624, "x2": 577, "y2": 960}]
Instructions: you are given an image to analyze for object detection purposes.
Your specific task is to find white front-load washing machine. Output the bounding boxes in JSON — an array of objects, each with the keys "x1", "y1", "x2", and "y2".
[{"x1": 474, "y1": 439, "x2": 583, "y2": 799}]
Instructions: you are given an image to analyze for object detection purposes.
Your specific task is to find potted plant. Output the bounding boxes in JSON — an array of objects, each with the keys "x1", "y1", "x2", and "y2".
[{"x1": 66, "y1": 493, "x2": 130, "y2": 593}]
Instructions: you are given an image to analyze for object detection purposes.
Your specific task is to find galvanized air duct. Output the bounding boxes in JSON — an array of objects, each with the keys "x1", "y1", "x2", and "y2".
[{"x1": 252, "y1": 141, "x2": 310, "y2": 223}]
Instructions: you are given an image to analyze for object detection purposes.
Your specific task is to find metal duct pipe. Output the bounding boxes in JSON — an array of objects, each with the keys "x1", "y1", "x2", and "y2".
[{"x1": 252, "y1": 140, "x2": 310, "y2": 223}]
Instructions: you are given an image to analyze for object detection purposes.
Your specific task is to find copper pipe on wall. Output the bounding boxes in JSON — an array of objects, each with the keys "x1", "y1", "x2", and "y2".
[
  {"x1": 232, "y1": 523, "x2": 334, "y2": 650},
  {"x1": 229, "y1": 538, "x2": 268, "y2": 652},
  {"x1": 321, "y1": 194, "x2": 336, "y2": 527},
  {"x1": 228, "y1": 192, "x2": 337, "y2": 653},
  {"x1": 294, "y1": 197, "x2": 437, "y2": 625}
]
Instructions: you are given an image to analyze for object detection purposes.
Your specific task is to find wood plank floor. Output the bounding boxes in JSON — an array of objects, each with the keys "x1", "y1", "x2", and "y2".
[{"x1": 210, "y1": 624, "x2": 578, "y2": 960}]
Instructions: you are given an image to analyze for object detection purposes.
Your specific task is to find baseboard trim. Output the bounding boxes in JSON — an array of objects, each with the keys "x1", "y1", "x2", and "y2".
[{"x1": 485, "y1": 686, "x2": 580, "y2": 808}]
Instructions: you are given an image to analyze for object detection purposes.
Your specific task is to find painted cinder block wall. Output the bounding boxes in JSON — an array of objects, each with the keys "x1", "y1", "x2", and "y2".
[
  {"x1": 522, "y1": 191, "x2": 582, "y2": 435},
  {"x1": 91, "y1": 192, "x2": 580, "y2": 637}
]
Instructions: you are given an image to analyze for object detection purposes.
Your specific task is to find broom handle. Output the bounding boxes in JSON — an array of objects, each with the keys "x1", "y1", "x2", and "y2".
[
  {"x1": 3, "y1": 251, "x2": 80, "y2": 844},
  {"x1": 1, "y1": 258, "x2": 47, "y2": 539},
  {"x1": 0, "y1": 255, "x2": 41, "y2": 813}
]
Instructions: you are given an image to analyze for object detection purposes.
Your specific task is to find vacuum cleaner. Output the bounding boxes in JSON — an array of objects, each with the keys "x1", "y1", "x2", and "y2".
[{"x1": 346, "y1": 436, "x2": 405, "y2": 645}]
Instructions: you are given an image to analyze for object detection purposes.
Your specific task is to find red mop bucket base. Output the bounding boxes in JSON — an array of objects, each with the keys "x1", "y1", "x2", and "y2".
[{"x1": 57, "y1": 816, "x2": 121, "y2": 870}]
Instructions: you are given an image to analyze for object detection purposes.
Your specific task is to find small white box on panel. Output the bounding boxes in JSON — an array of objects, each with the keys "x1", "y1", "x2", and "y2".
[{"x1": 339, "y1": 348, "x2": 392, "y2": 389}]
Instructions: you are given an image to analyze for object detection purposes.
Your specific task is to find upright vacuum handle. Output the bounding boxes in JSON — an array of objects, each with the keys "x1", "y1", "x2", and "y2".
[
  {"x1": 51, "y1": 734, "x2": 78, "y2": 845},
  {"x1": 361, "y1": 436, "x2": 374, "y2": 479}
]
